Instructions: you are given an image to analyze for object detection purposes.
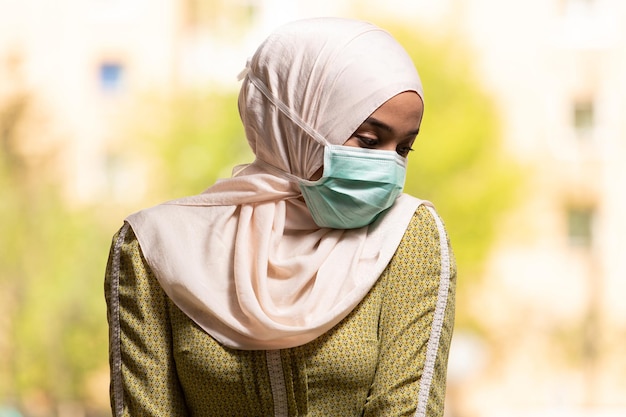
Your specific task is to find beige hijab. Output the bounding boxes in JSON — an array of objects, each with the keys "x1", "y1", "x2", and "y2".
[{"x1": 126, "y1": 17, "x2": 427, "y2": 350}]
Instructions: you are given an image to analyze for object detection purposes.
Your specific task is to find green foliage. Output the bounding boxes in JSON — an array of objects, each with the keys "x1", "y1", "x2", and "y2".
[
  {"x1": 7, "y1": 195, "x2": 109, "y2": 398},
  {"x1": 126, "y1": 91, "x2": 252, "y2": 200},
  {"x1": 0, "y1": 93, "x2": 110, "y2": 412}
]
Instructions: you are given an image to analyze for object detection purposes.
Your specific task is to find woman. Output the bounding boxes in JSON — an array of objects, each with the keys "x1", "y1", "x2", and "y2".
[{"x1": 105, "y1": 17, "x2": 456, "y2": 416}]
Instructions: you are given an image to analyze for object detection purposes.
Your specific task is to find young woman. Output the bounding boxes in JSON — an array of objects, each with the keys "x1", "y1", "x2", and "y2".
[{"x1": 105, "y1": 17, "x2": 456, "y2": 417}]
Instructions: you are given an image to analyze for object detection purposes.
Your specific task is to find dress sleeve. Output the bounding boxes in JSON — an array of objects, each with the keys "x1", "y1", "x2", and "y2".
[
  {"x1": 104, "y1": 223, "x2": 189, "y2": 416},
  {"x1": 363, "y1": 205, "x2": 456, "y2": 417}
]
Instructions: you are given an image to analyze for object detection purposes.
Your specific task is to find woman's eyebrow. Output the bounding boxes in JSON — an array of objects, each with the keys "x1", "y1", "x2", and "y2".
[{"x1": 364, "y1": 116, "x2": 420, "y2": 137}]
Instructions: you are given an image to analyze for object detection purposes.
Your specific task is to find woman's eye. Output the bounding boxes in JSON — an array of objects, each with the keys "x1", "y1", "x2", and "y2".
[
  {"x1": 357, "y1": 136, "x2": 378, "y2": 147},
  {"x1": 397, "y1": 146, "x2": 414, "y2": 157}
]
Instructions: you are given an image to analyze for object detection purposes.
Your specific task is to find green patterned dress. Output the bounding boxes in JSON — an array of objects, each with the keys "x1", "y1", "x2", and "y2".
[{"x1": 105, "y1": 205, "x2": 456, "y2": 416}]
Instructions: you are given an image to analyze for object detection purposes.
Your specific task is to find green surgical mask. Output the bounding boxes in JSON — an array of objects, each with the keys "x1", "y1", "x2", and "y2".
[{"x1": 299, "y1": 145, "x2": 406, "y2": 229}]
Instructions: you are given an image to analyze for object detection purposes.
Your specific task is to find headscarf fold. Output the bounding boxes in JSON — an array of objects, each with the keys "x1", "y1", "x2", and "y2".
[{"x1": 126, "y1": 17, "x2": 427, "y2": 350}]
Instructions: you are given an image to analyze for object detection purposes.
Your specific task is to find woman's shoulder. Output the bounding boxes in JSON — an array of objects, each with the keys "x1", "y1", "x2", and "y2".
[
  {"x1": 403, "y1": 202, "x2": 448, "y2": 243},
  {"x1": 385, "y1": 201, "x2": 454, "y2": 285},
  {"x1": 107, "y1": 222, "x2": 144, "y2": 277}
]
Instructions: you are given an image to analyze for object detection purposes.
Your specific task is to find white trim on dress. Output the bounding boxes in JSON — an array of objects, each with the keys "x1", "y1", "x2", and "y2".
[
  {"x1": 110, "y1": 223, "x2": 129, "y2": 417},
  {"x1": 415, "y1": 207, "x2": 452, "y2": 417},
  {"x1": 266, "y1": 349, "x2": 289, "y2": 417}
]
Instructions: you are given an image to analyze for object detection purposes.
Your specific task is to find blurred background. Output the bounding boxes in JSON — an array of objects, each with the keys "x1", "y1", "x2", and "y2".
[{"x1": 1, "y1": 0, "x2": 625, "y2": 416}]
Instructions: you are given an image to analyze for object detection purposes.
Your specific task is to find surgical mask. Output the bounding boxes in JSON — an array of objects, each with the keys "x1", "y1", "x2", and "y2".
[
  {"x1": 242, "y1": 68, "x2": 406, "y2": 229},
  {"x1": 299, "y1": 145, "x2": 406, "y2": 229}
]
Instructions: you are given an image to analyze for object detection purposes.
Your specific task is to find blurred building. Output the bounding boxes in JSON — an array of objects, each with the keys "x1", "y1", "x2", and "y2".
[
  {"x1": 0, "y1": 0, "x2": 180, "y2": 203},
  {"x1": 0, "y1": 0, "x2": 360, "y2": 204},
  {"x1": 1, "y1": 0, "x2": 625, "y2": 416},
  {"x1": 442, "y1": 1, "x2": 626, "y2": 416}
]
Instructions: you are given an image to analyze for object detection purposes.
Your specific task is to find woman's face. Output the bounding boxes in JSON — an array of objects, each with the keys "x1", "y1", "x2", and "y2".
[
  {"x1": 310, "y1": 91, "x2": 423, "y2": 180},
  {"x1": 343, "y1": 91, "x2": 423, "y2": 157}
]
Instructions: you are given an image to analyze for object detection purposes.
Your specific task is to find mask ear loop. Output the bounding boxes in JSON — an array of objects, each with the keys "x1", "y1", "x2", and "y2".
[
  {"x1": 237, "y1": 59, "x2": 251, "y2": 81},
  {"x1": 242, "y1": 67, "x2": 330, "y2": 148},
  {"x1": 239, "y1": 63, "x2": 329, "y2": 182}
]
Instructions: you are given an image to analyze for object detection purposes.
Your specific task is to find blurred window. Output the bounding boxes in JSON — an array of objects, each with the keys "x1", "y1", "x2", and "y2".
[
  {"x1": 183, "y1": 0, "x2": 257, "y2": 29},
  {"x1": 567, "y1": 207, "x2": 594, "y2": 248},
  {"x1": 572, "y1": 99, "x2": 594, "y2": 141},
  {"x1": 98, "y1": 61, "x2": 125, "y2": 93},
  {"x1": 561, "y1": 0, "x2": 595, "y2": 16}
]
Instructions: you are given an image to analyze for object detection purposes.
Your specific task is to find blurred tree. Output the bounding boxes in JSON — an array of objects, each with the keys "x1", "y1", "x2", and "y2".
[
  {"x1": 119, "y1": 91, "x2": 252, "y2": 201},
  {"x1": 0, "y1": 61, "x2": 111, "y2": 415},
  {"x1": 382, "y1": 26, "x2": 523, "y2": 335},
  {"x1": 387, "y1": 27, "x2": 522, "y2": 296}
]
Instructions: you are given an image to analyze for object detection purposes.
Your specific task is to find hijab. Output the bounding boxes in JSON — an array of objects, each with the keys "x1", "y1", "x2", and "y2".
[{"x1": 126, "y1": 17, "x2": 427, "y2": 350}]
